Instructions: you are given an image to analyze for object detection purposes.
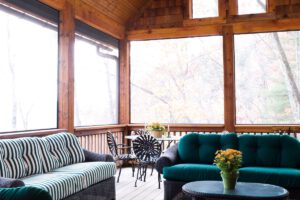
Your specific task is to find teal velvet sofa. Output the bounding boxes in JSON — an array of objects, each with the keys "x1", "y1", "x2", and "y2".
[{"x1": 156, "y1": 133, "x2": 300, "y2": 200}]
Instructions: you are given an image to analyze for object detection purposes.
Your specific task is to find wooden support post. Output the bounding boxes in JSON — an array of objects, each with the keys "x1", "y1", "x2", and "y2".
[
  {"x1": 228, "y1": 0, "x2": 238, "y2": 16},
  {"x1": 223, "y1": 25, "x2": 235, "y2": 132},
  {"x1": 58, "y1": 0, "x2": 75, "y2": 133},
  {"x1": 183, "y1": 0, "x2": 192, "y2": 19},
  {"x1": 119, "y1": 39, "x2": 130, "y2": 141}
]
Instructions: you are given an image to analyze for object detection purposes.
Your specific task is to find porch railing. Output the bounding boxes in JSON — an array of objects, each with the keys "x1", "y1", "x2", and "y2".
[{"x1": 0, "y1": 125, "x2": 299, "y2": 154}]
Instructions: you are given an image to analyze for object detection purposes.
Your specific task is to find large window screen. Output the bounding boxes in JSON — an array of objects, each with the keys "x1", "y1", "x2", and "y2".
[
  {"x1": 193, "y1": 0, "x2": 219, "y2": 19},
  {"x1": 131, "y1": 37, "x2": 224, "y2": 124},
  {"x1": 238, "y1": 0, "x2": 266, "y2": 15},
  {"x1": 235, "y1": 31, "x2": 300, "y2": 124},
  {"x1": 74, "y1": 34, "x2": 118, "y2": 126},
  {"x1": 0, "y1": 3, "x2": 58, "y2": 132}
]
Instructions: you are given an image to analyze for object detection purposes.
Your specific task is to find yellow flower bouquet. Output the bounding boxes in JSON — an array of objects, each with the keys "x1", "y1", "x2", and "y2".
[
  {"x1": 214, "y1": 149, "x2": 242, "y2": 190},
  {"x1": 146, "y1": 122, "x2": 166, "y2": 132},
  {"x1": 146, "y1": 122, "x2": 166, "y2": 138}
]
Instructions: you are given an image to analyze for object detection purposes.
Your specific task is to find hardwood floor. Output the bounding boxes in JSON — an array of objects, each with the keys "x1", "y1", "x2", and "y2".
[{"x1": 116, "y1": 167, "x2": 164, "y2": 200}]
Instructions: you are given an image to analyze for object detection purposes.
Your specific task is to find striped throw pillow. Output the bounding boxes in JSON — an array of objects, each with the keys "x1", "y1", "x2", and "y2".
[
  {"x1": 0, "y1": 139, "x2": 27, "y2": 179},
  {"x1": 19, "y1": 137, "x2": 43, "y2": 176},
  {"x1": 36, "y1": 138, "x2": 60, "y2": 173},
  {"x1": 0, "y1": 147, "x2": 9, "y2": 177},
  {"x1": 44, "y1": 133, "x2": 71, "y2": 167},
  {"x1": 63, "y1": 132, "x2": 85, "y2": 164}
]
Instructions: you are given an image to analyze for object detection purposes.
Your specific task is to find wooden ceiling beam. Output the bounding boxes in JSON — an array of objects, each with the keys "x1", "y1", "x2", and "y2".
[
  {"x1": 74, "y1": 0, "x2": 125, "y2": 39},
  {"x1": 39, "y1": 0, "x2": 65, "y2": 10},
  {"x1": 40, "y1": 0, "x2": 125, "y2": 39},
  {"x1": 127, "y1": 17, "x2": 300, "y2": 40}
]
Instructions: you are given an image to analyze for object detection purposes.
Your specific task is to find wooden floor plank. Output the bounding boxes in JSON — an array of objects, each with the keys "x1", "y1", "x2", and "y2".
[{"x1": 116, "y1": 167, "x2": 164, "y2": 200}]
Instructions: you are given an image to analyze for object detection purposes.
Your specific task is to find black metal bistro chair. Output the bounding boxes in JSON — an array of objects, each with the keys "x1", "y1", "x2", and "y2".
[
  {"x1": 106, "y1": 132, "x2": 136, "y2": 183},
  {"x1": 133, "y1": 129, "x2": 150, "y2": 136},
  {"x1": 132, "y1": 134, "x2": 162, "y2": 187}
]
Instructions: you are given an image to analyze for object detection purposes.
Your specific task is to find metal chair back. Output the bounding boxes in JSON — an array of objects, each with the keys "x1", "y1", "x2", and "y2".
[
  {"x1": 107, "y1": 132, "x2": 118, "y2": 157},
  {"x1": 132, "y1": 134, "x2": 161, "y2": 162},
  {"x1": 134, "y1": 129, "x2": 150, "y2": 136}
]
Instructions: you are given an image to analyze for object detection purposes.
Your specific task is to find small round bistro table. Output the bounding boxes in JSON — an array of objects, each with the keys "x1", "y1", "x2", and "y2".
[{"x1": 182, "y1": 181, "x2": 289, "y2": 200}]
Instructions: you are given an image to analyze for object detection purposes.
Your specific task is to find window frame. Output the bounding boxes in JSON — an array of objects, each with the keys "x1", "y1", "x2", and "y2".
[
  {"x1": 74, "y1": 20, "x2": 120, "y2": 127},
  {"x1": 0, "y1": 1, "x2": 59, "y2": 133},
  {"x1": 234, "y1": 29, "x2": 300, "y2": 126},
  {"x1": 129, "y1": 35, "x2": 225, "y2": 125},
  {"x1": 237, "y1": 0, "x2": 267, "y2": 16}
]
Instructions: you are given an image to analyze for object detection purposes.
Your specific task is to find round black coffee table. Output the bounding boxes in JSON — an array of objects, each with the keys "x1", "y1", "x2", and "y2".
[{"x1": 182, "y1": 181, "x2": 289, "y2": 200}]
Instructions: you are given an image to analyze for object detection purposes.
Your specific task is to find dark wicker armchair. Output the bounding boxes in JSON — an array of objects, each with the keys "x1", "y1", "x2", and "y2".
[{"x1": 106, "y1": 132, "x2": 136, "y2": 183}]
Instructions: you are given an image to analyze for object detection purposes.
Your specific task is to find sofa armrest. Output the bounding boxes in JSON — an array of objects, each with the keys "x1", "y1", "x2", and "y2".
[
  {"x1": 0, "y1": 177, "x2": 24, "y2": 188},
  {"x1": 83, "y1": 149, "x2": 114, "y2": 162},
  {"x1": 155, "y1": 143, "x2": 179, "y2": 174}
]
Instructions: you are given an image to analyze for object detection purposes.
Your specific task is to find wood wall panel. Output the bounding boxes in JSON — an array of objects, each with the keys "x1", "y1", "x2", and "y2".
[
  {"x1": 128, "y1": 0, "x2": 300, "y2": 38},
  {"x1": 129, "y1": 0, "x2": 185, "y2": 30}
]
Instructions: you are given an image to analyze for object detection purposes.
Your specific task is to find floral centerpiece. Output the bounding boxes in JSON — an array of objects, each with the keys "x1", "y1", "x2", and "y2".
[
  {"x1": 146, "y1": 122, "x2": 166, "y2": 138},
  {"x1": 214, "y1": 149, "x2": 242, "y2": 190}
]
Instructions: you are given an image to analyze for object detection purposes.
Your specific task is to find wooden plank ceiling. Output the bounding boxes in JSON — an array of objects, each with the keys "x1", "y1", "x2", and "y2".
[{"x1": 80, "y1": 0, "x2": 149, "y2": 26}]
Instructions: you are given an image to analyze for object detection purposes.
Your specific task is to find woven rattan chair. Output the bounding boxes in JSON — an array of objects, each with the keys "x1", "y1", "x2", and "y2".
[
  {"x1": 106, "y1": 132, "x2": 136, "y2": 183},
  {"x1": 132, "y1": 134, "x2": 161, "y2": 187}
]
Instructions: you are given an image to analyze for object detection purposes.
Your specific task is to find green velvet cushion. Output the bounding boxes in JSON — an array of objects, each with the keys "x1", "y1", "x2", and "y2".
[
  {"x1": 280, "y1": 135, "x2": 300, "y2": 168},
  {"x1": 0, "y1": 187, "x2": 52, "y2": 200},
  {"x1": 239, "y1": 135, "x2": 300, "y2": 168},
  {"x1": 163, "y1": 164, "x2": 221, "y2": 182},
  {"x1": 178, "y1": 133, "x2": 238, "y2": 164},
  {"x1": 239, "y1": 167, "x2": 300, "y2": 189}
]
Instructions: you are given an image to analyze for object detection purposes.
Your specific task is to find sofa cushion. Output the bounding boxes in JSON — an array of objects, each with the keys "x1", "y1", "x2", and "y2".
[
  {"x1": 36, "y1": 138, "x2": 60, "y2": 173},
  {"x1": 178, "y1": 133, "x2": 238, "y2": 164},
  {"x1": 21, "y1": 172, "x2": 84, "y2": 200},
  {"x1": 0, "y1": 139, "x2": 27, "y2": 179},
  {"x1": 52, "y1": 162, "x2": 116, "y2": 188},
  {"x1": 163, "y1": 164, "x2": 221, "y2": 182},
  {"x1": 239, "y1": 134, "x2": 300, "y2": 168},
  {"x1": 280, "y1": 135, "x2": 300, "y2": 168},
  {"x1": 44, "y1": 133, "x2": 71, "y2": 167},
  {"x1": 239, "y1": 167, "x2": 300, "y2": 189},
  {"x1": 19, "y1": 137, "x2": 43, "y2": 176},
  {"x1": 0, "y1": 186, "x2": 52, "y2": 200},
  {"x1": 62, "y1": 132, "x2": 85, "y2": 164}
]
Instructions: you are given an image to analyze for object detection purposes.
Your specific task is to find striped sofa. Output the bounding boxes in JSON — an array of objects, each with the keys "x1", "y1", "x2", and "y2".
[{"x1": 0, "y1": 132, "x2": 117, "y2": 200}]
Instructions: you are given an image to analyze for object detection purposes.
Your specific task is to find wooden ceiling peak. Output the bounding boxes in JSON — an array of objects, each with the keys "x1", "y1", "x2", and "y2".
[{"x1": 80, "y1": 0, "x2": 150, "y2": 26}]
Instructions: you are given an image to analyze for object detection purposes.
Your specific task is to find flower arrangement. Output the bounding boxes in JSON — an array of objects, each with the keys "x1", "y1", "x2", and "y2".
[
  {"x1": 214, "y1": 149, "x2": 242, "y2": 190},
  {"x1": 214, "y1": 149, "x2": 242, "y2": 172},
  {"x1": 146, "y1": 122, "x2": 166, "y2": 132}
]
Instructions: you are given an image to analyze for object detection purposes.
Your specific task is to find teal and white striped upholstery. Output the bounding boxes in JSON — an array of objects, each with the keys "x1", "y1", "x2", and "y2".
[
  {"x1": 0, "y1": 139, "x2": 27, "y2": 178},
  {"x1": 21, "y1": 172, "x2": 84, "y2": 200},
  {"x1": 22, "y1": 162, "x2": 116, "y2": 200},
  {"x1": 19, "y1": 137, "x2": 43, "y2": 176},
  {"x1": 0, "y1": 147, "x2": 8, "y2": 177},
  {"x1": 62, "y1": 132, "x2": 85, "y2": 164},
  {"x1": 44, "y1": 133, "x2": 71, "y2": 167},
  {"x1": 53, "y1": 162, "x2": 116, "y2": 188},
  {"x1": 36, "y1": 138, "x2": 60, "y2": 173}
]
